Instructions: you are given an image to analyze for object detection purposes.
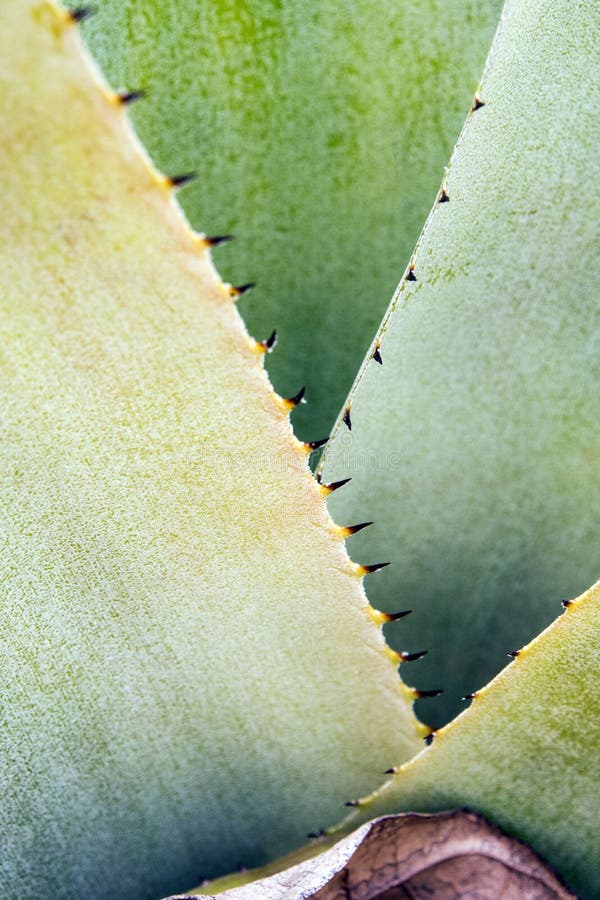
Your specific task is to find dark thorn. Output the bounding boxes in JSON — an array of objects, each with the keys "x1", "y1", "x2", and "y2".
[
  {"x1": 285, "y1": 386, "x2": 306, "y2": 408},
  {"x1": 424, "y1": 732, "x2": 437, "y2": 746},
  {"x1": 322, "y1": 477, "x2": 352, "y2": 492},
  {"x1": 70, "y1": 5, "x2": 95, "y2": 22},
  {"x1": 461, "y1": 692, "x2": 477, "y2": 701},
  {"x1": 506, "y1": 650, "x2": 521, "y2": 659},
  {"x1": 232, "y1": 282, "x2": 256, "y2": 297},
  {"x1": 344, "y1": 800, "x2": 359, "y2": 808},
  {"x1": 384, "y1": 767, "x2": 397, "y2": 775},
  {"x1": 372, "y1": 345, "x2": 383, "y2": 365},
  {"x1": 438, "y1": 188, "x2": 450, "y2": 203},
  {"x1": 205, "y1": 234, "x2": 234, "y2": 248},
  {"x1": 343, "y1": 407, "x2": 352, "y2": 431},
  {"x1": 361, "y1": 561, "x2": 391, "y2": 574},
  {"x1": 400, "y1": 649, "x2": 428, "y2": 662},
  {"x1": 260, "y1": 330, "x2": 278, "y2": 353},
  {"x1": 305, "y1": 437, "x2": 329, "y2": 451},
  {"x1": 384, "y1": 609, "x2": 412, "y2": 622},
  {"x1": 561, "y1": 599, "x2": 574, "y2": 609},
  {"x1": 168, "y1": 172, "x2": 198, "y2": 189},
  {"x1": 345, "y1": 521, "x2": 373, "y2": 535},
  {"x1": 406, "y1": 267, "x2": 417, "y2": 282},
  {"x1": 307, "y1": 829, "x2": 324, "y2": 840},
  {"x1": 414, "y1": 688, "x2": 444, "y2": 698},
  {"x1": 472, "y1": 96, "x2": 485, "y2": 111},
  {"x1": 117, "y1": 90, "x2": 146, "y2": 106}
]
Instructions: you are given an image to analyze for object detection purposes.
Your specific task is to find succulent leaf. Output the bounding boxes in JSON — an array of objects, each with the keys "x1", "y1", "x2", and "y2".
[
  {"x1": 70, "y1": 0, "x2": 503, "y2": 437},
  {"x1": 0, "y1": 3, "x2": 422, "y2": 897},
  {"x1": 345, "y1": 581, "x2": 600, "y2": 899},
  {"x1": 321, "y1": 0, "x2": 600, "y2": 726}
]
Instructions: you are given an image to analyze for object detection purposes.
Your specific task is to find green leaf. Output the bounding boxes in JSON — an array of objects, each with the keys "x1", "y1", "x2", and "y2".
[
  {"x1": 0, "y1": 4, "x2": 421, "y2": 897},
  {"x1": 346, "y1": 581, "x2": 600, "y2": 899},
  {"x1": 72, "y1": 0, "x2": 502, "y2": 437},
  {"x1": 321, "y1": 0, "x2": 600, "y2": 727}
]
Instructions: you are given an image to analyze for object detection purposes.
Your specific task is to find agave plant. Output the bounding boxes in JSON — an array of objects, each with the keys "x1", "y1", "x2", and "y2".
[{"x1": 1, "y1": 0, "x2": 597, "y2": 899}]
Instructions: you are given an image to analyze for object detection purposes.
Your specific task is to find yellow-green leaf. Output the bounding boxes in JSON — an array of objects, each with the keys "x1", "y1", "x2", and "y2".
[
  {"x1": 72, "y1": 0, "x2": 502, "y2": 437},
  {"x1": 0, "y1": 4, "x2": 421, "y2": 897},
  {"x1": 345, "y1": 582, "x2": 600, "y2": 899},
  {"x1": 321, "y1": 0, "x2": 600, "y2": 727}
]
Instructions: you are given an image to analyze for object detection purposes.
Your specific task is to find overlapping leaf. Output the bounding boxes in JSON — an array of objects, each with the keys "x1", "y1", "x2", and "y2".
[
  {"x1": 73, "y1": 0, "x2": 502, "y2": 437},
  {"x1": 349, "y1": 582, "x2": 600, "y2": 899},
  {"x1": 322, "y1": 0, "x2": 600, "y2": 726},
  {"x1": 0, "y1": 4, "x2": 421, "y2": 897}
]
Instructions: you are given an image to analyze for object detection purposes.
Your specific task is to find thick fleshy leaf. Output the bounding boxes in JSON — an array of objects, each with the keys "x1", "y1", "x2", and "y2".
[
  {"x1": 182, "y1": 811, "x2": 575, "y2": 899},
  {"x1": 321, "y1": 0, "x2": 600, "y2": 726},
  {"x1": 0, "y1": 4, "x2": 422, "y2": 897},
  {"x1": 344, "y1": 582, "x2": 600, "y2": 899},
  {"x1": 72, "y1": 0, "x2": 502, "y2": 437}
]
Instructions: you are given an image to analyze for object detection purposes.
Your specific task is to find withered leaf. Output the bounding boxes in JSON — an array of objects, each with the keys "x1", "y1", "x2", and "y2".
[{"x1": 172, "y1": 810, "x2": 575, "y2": 899}]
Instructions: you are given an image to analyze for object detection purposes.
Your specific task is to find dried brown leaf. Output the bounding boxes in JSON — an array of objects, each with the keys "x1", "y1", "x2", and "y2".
[{"x1": 173, "y1": 811, "x2": 575, "y2": 900}]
